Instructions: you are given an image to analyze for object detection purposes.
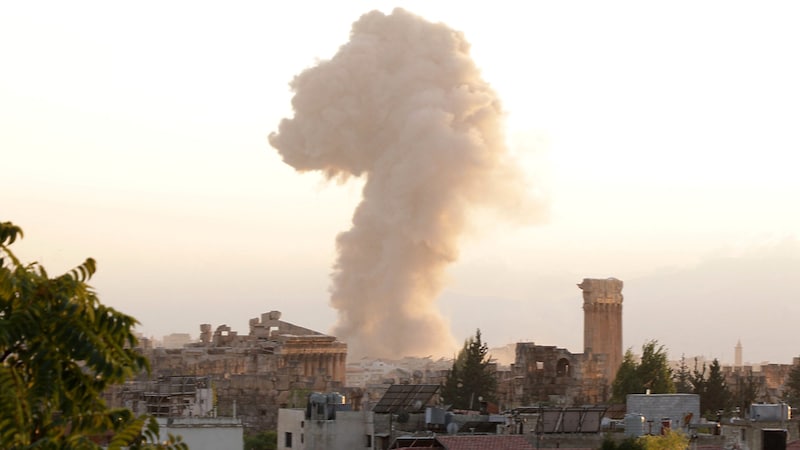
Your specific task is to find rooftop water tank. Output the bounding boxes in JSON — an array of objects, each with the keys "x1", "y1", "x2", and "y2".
[{"x1": 624, "y1": 413, "x2": 646, "y2": 437}]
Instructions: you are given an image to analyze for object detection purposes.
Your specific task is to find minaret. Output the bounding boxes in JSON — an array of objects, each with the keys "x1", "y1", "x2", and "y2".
[
  {"x1": 735, "y1": 340, "x2": 743, "y2": 367},
  {"x1": 579, "y1": 278, "x2": 624, "y2": 383}
]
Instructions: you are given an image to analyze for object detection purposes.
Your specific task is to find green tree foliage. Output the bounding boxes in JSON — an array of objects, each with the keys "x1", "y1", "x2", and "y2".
[
  {"x1": 612, "y1": 349, "x2": 643, "y2": 402},
  {"x1": 244, "y1": 430, "x2": 277, "y2": 450},
  {"x1": 442, "y1": 329, "x2": 497, "y2": 410},
  {"x1": 639, "y1": 430, "x2": 690, "y2": 450},
  {"x1": 692, "y1": 358, "x2": 731, "y2": 418},
  {"x1": 612, "y1": 341, "x2": 675, "y2": 402},
  {"x1": 673, "y1": 355, "x2": 693, "y2": 394},
  {"x1": 638, "y1": 341, "x2": 675, "y2": 394},
  {"x1": 601, "y1": 435, "x2": 646, "y2": 450},
  {"x1": 730, "y1": 372, "x2": 761, "y2": 416},
  {"x1": 602, "y1": 431, "x2": 688, "y2": 450},
  {"x1": 782, "y1": 360, "x2": 800, "y2": 407},
  {"x1": 690, "y1": 358, "x2": 706, "y2": 400},
  {"x1": 0, "y1": 221, "x2": 186, "y2": 449}
]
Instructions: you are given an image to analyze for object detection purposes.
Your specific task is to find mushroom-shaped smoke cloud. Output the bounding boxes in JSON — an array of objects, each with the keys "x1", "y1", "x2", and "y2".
[{"x1": 269, "y1": 8, "x2": 540, "y2": 358}]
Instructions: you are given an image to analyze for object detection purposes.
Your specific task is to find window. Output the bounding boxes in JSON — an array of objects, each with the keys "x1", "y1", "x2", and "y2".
[
  {"x1": 556, "y1": 358, "x2": 571, "y2": 377},
  {"x1": 284, "y1": 432, "x2": 292, "y2": 448},
  {"x1": 365, "y1": 434, "x2": 373, "y2": 447}
]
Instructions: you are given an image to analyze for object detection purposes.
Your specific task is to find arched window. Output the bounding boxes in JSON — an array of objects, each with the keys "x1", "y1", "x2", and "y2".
[{"x1": 556, "y1": 358, "x2": 571, "y2": 377}]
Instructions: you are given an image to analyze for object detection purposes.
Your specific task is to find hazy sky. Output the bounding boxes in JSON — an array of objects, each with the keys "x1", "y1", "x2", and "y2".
[{"x1": 3, "y1": 2, "x2": 799, "y2": 365}]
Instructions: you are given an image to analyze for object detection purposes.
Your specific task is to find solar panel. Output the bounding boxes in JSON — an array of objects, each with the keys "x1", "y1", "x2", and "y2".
[
  {"x1": 536, "y1": 406, "x2": 608, "y2": 433},
  {"x1": 372, "y1": 384, "x2": 440, "y2": 414}
]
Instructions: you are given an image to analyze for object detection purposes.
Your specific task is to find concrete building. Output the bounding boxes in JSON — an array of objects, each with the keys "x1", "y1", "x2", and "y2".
[
  {"x1": 156, "y1": 417, "x2": 244, "y2": 450},
  {"x1": 278, "y1": 387, "x2": 611, "y2": 450},
  {"x1": 111, "y1": 375, "x2": 214, "y2": 418},
  {"x1": 625, "y1": 393, "x2": 700, "y2": 436},
  {"x1": 278, "y1": 404, "x2": 374, "y2": 450},
  {"x1": 718, "y1": 409, "x2": 798, "y2": 450}
]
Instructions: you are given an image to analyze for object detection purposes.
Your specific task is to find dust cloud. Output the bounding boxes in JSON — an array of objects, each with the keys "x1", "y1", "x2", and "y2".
[{"x1": 269, "y1": 8, "x2": 539, "y2": 358}]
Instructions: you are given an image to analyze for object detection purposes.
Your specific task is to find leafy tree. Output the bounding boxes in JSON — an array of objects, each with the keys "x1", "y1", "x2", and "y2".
[
  {"x1": 611, "y1": 340, "x2": 675, "y2": 402},
  {"x1": 639, "y1": 430, "x2": 689, "y2": 450},
  {"x1": 601, "y1": 435, "x2": 645, "y2": 450},
  {"x1": 638, "y1": 341, "x2": 674, "y2": 394},
  {"x1": 244, "y1": 430, "x2": 277, "y2": 450},
  {"x1": 0, "y1": 221, "x2": 186, "y2": 449},
  {"x1": 690, "y1": 358, "x2": 707, "y2": 400},
  {"x1": 692, "y1": 358, "x2": 731, "y2": 418},
  {"x1": 612, "y1": 349, "x2": 643, "y2": 402},
  {"x1": 673, "y1": 355, "x2": 693, "y2": 394},
  {"x1": 731, "y1": 372, "x2": 761, "y2": 416},
  {"x1": 782, "y1": 360, "x2": 800, "y2": 407},
  {"x1": 442, "y1": 329, "x2": 496, "y2": 410},
  {"x1": 602, "y1": 430, "x2": 687, "y2": 450}
]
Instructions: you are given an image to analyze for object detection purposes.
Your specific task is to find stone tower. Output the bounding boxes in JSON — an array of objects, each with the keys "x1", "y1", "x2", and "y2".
[
  {"x1": 578, "y1": 277, "x2": 623, "y2": 384},
  {"x1": 735, "y1": 339, "x2": 743, "y2": 367}
]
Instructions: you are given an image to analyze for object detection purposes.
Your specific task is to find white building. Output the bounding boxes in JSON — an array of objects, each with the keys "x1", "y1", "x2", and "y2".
[
  {"x1": 277, "y1": 395, "x2": 374, "y2": 450},
  {"x1": 625, "y1": 393, "x2": 700, "y2": 436},
  {"x1": 157, "y1": 417, "x2": 244, "y2": 450}
]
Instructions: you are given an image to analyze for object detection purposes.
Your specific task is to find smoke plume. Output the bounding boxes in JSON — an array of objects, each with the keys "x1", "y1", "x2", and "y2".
[{"x1": 269, "y1": 8, "x2": 537, "y2": 358}]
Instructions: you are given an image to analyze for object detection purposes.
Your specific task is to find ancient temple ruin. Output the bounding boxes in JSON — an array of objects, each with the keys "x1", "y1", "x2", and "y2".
[
  {"x1": 580, "y1": 277, "x2": 623, "y2": 383},
  {"x1": 107, "y1": 311, "x2": 347, "y2": 433},
  {"x1": 498, "y1": 278, "x2": 623, "y2": 407}
]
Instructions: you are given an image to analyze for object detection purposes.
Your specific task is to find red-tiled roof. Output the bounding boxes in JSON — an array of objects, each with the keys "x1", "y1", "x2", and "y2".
[
  {"x1": 436, "y1": 435, "x2": 534, "y2": 450},
  {"x1": 787, "y1": 440, "x2": 800, "y2": 450}
]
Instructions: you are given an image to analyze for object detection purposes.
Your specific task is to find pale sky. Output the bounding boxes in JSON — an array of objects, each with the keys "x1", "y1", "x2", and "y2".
[{"x1": 2, "y1": 2, "x2": 799, "y2": 365}]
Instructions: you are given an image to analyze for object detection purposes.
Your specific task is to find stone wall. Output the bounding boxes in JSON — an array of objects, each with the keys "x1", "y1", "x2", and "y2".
[
  {"x1": 579, "y1": 278, "x2": 623, "y2": 383},
  {"x1": 500, "y1": 343, "x2": 610, "y2": 408},
  {"x1": 110, "y1": 312, "x2": 347, "y2": 434}
]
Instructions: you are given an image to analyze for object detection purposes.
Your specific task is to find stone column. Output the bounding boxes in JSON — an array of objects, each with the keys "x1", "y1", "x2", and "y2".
[
  {"x1": 579, "y1": 277, "x2": 623, "y2": 385},
  {"x1": 336, "y1": 353, "x2": 345, "y2": 383}
]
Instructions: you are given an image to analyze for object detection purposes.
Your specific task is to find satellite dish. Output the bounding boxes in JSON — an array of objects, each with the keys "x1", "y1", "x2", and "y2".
[
  {"x1": 447, "y1": 422, "x2": 459, "y2": 434},
  {"x1": 414, "y1": 400, "x2": 423, "y2": 410}
]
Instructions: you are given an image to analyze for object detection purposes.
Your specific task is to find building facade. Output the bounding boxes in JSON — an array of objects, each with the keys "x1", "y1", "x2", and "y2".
[{"x1": 108, "y1": 311, "x2": 347, "y2": 433}]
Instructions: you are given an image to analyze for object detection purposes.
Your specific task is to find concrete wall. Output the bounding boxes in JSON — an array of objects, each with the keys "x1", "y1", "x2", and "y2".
[
  {"x1": 626, "y1": 393, "x2": 700, "y2": 435},
  {"x1": 721, "y1": 420, "x2": 800, "y2": 450},
  {"x1": 157, "y1": 417, "x2": 243, "y2": 450},
  {"x1": 277, "y1": 409, "x2": 306, "y2": 450},
  {"x1": 278, "y1": 408, "x2": 374, "y2": 450}
]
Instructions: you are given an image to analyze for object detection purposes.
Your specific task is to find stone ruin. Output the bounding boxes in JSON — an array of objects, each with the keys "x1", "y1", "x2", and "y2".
[{"x1": 106, "y1": 311, "x2": 348, "y2": 433}]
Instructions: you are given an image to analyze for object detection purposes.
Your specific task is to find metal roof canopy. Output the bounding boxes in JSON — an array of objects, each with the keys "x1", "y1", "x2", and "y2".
[{"x1": 373, "y1": 384, "x2": 440, "y2": 414}]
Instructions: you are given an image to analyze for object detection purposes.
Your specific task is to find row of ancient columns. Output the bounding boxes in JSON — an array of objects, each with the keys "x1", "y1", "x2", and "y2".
[{"x1": 301, "y1": 352, "x2": 346, "y2": 383}]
